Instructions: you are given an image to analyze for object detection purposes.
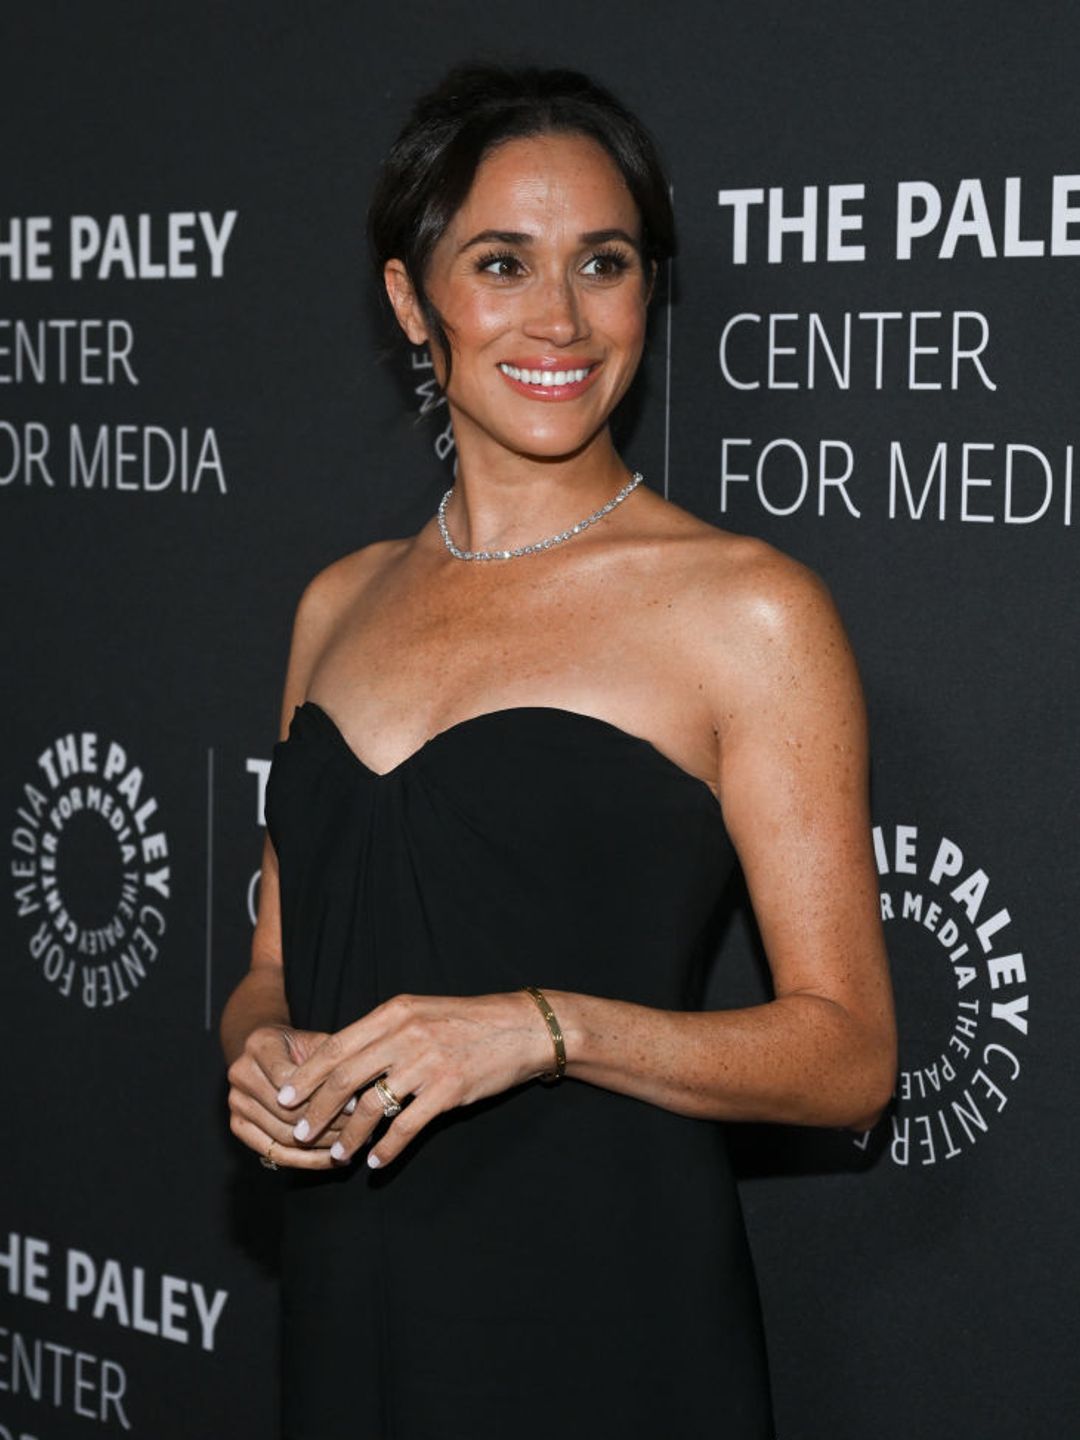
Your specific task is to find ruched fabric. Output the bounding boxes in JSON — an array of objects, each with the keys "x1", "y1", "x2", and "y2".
[{"x1": 266, "y1": 701, "x2": 773, "y2": 1439}]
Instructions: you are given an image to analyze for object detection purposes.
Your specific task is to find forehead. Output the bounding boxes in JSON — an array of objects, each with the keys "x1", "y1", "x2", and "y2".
[{"x1": 449, "y1": 131, "x2": 641, "y2": 236}]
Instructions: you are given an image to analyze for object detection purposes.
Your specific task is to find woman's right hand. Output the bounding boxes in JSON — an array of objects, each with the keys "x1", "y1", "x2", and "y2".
[{"x1": 227, "y1": 1024, "x2": 354, "y2": 1169}]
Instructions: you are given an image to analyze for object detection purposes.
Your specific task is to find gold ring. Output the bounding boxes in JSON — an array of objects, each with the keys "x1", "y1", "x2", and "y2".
[
  {"x1": 260, "y1": 1138, "x2": 280, "y2": 1170},
  {"x1": 373, "y1": 1077, "x2": 403, "y2": 1118}
]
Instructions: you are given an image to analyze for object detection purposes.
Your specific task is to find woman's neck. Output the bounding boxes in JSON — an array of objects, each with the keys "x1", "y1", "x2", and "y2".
[{"x1": 439, "y1": 427, "x2": 632, "y2": 556}]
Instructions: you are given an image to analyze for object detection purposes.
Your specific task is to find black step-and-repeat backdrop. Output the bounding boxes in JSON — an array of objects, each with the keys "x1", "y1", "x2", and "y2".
[{"x1": 3, "y1": 5, "x2": 1076, "y2": 1437}]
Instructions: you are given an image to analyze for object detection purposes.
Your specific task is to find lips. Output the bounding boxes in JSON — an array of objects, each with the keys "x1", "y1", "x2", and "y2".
[{"x1": 496, "y1": 360, "x2": 601, "y2": 401}]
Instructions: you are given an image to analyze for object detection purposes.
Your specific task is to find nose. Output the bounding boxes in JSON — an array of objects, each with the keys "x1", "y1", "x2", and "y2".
[{"x1": 522, "y1": 272, "x2": 588, "y2": 346}]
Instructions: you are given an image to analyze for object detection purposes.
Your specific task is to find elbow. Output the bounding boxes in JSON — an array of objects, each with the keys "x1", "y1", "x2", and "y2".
[
  {"x1": 844, "y1": 1096, "x2": 892, "y2": 1134},
  {"x1": 842, "y1": 1033, "x2": 899, "y2": 1133},
  {"x1": 842, "y1": 1083, "x2": 894, "y2": 1133}
]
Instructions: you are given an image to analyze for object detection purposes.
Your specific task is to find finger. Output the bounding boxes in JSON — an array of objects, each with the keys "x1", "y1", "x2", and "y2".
[
  {"x1": 320, "y1": 1075, "x2": 405, "y2": 1158},
  {"x1": 228, "y1": 1059, "x2": 356, "y2": 1137},
  {"x1": 329, "y1": 1064, "x2": 449, "y2": 1166},
  {"x1": 284, "y1": 1040, "x2": 397, "y2": 1142},
  {"x1": 249, "y1": 1024, "x2": 303, "y2": 1090},
  {"x1": 360, "y1": 1080, "x2": 453, "y2": 1170},
  {"x1": 277, "y1": 997, "x2": 413, "y2": 1107},
  {"x1": 280, "y1": 1027, "x2": 335, "y2": 1068},
  {"x1": 289, "y1": 1063, "x2": 386, "y2": 1146},
  {"x1": 230, "y1": 1089, "x2": 342, "y2": 1149},
  {"x1": 229, "y1": 1110, "x2": 335, "y2": 1170},
  {"x1": 229, "y1": 1034, "x2": 296, "y2": 1106},
  {"x1": 275, "y1": 1024, "x2": 365, "y2": 1109},
  {"x1": 227, "y1": 1050, "x2": 311, "y2": 1129},
  {"x1": 230, "y1": 1064, "x2": 353, "y2": 1133}
]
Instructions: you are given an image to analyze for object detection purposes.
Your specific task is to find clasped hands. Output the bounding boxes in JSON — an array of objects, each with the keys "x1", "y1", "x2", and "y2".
[{"x1": 227, "y1": 990, "x2": 554, "y2": 1171}]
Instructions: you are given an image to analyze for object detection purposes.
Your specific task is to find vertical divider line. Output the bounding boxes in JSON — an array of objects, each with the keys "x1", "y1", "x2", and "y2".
[
  {"x1": 205, "y1": 745, "x2": 214, "y2": 1030},
  {"x1": 663, "y1": 184, "x2": 674, "y2": 500}
]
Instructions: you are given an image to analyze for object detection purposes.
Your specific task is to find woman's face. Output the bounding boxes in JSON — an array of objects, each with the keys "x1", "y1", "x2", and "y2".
[{"x1": 388, "y1": 130, "x2": 655, "y2": 464}]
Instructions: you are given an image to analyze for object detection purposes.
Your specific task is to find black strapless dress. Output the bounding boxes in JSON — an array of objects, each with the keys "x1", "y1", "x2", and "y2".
[{"x1": 265, "y1": 701, "x2": 774, "y2": 1439}]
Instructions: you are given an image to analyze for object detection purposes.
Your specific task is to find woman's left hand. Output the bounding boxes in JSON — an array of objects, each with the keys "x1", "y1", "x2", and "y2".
[{"x1": 274, "y1": 991, "x2": 555, "y2": 1169}]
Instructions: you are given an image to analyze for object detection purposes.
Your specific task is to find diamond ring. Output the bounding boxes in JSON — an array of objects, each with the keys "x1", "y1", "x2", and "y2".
[{"x1": 373, "y1": 1077, "x2": 403, "y2": 1118}]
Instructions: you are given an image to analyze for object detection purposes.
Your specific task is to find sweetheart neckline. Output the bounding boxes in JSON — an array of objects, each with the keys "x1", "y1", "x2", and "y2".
[{"x1": 289, "y1": 700, "x2": 724, "y2": 814}]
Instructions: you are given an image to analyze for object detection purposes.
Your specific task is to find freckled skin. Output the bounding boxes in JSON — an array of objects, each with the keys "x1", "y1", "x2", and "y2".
[{"x1": 220, "y1": 132, "x2": 898, "y2": 1171}]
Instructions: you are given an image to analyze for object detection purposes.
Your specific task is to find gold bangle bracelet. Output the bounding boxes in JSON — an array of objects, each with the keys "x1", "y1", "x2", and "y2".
[{"x1": 522, "y1": 985, "x2": 566, "y2": 1084}]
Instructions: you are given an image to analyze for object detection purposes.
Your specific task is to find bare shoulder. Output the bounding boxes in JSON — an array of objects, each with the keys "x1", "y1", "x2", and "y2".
[
  {"x1": 276, "y1": 537, "x2": 408, "y2": 737},
  {"x1": 296, "y1": 536, "x2": 407, "y2": 625},
  {"x1": 641, "y1": 492, "x2": 839, "y2": 638},
  {"x1": 640, "y1": 497, "x2": 862, "y2": 732},
  {"x1": 696, "y1": 526, "x2": 844, "y2": 654}
]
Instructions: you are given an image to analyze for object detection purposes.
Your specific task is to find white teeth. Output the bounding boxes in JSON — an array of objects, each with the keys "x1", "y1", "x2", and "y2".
[{"x1": 499, "y1": 363, "x2": 592, "y2": 385}]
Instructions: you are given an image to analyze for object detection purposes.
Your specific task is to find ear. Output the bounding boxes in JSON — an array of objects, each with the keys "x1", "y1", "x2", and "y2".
[{"x1": 383, "y1": 258, "x2": 429, "y2": 345}]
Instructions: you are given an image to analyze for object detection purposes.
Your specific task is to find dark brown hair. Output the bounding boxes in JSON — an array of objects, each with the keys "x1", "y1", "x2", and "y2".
[{"x1": 367, "y1": 61, "x2": 676, "y2": 386}]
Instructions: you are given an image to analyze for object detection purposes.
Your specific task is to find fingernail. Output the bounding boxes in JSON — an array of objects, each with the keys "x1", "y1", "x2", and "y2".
[
  {"x1": 292, "y1": 1118, "x2": 310, "y2": 1141},
  {"x1": 367, "y1": 1152, "x2": 381, "y2": 1169},
  {"x1": 344, "y1": 1095, "x2": 358, "y2": 1114},
  {"x1": 278, "y1": 1084, "x2": 296, "y2": 1105},
  {"x1": 331, "y1": 1141, "x2": 348, "y2": 1161}
]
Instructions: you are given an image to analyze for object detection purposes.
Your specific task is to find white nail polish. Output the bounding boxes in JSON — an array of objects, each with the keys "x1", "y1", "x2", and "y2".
[
  {"x1": 344, "y1": 1095, "x2": 358, "y2": 1114},
  {"x1": 331, "y1": 1141, "x2": 347, "y2": 1161},
  {"x1": 293, "y1": 1118, "x2": 309, "y2": 1141},
  {"x1": 278, "y1": 1084, "x2": 296, "y2": 1105},
  {"x1": 367, "y1": 1152, "x2": 381, "y2": 1169}
]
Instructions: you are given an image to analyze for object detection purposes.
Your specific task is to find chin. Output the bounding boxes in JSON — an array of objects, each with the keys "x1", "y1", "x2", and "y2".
[
  {"x1": 508, "y1": 432, "x2": 598, "y2": 461},
  {"x1": 452, "y1": 392, "x2": 607, "y2": 460},
  {"x1": 509, "y1": 413, "x2": 605, "y2": 449}
]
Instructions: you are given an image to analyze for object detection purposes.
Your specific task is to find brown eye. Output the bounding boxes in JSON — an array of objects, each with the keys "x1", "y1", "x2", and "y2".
[
  {"x1": 476, "y1": 251, "x2": 524, "y2": 278},
  {"x1": 582, "y1": 248, "x2": 631, "y2": 279}
]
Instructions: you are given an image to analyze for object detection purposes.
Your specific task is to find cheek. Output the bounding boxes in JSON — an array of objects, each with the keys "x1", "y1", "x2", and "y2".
[
  {"x1": 610, "y1": 290, "x2": 650, "y2": 343},
  {"x1": 596, "y1": 309, "x2": 648, "y2": 375},
  {"x1": 442, "y1": 289, "x2": 510, "y2": 351}
]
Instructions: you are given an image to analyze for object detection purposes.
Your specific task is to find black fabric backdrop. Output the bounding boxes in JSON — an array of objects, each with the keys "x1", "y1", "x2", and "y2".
[{"x1": 2, "y1": 4, "x2": 1076, "y2": 1437}]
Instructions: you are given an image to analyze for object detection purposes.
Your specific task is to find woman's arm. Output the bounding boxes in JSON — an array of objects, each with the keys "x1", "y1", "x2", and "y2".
[
  {"x1": 219, "y1": 560, "x2": 362, "y2": 1161},
  {"x1": 219, "y1": 835, "x2": 292, "y2": 1069},
  {"x1": 546, "y1": 549, "x2": 896, "y2": 1132},
  {"x1": 218, "y1": 559, "x2": 335, "y2": 1070},
  {"x1": 539, "y1": 985, "x2": 891, "y2": 1133}
]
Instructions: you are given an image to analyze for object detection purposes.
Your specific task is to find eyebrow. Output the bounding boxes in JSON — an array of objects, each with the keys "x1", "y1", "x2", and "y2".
[{"x1": 457, "y1": 228, "x2": 641, "y2": 254}]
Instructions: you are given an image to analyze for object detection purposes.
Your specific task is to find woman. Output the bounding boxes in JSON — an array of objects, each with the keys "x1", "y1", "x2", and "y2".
[{"x1": 221, "y1": 62, "x2": 896, "y2": 1439}]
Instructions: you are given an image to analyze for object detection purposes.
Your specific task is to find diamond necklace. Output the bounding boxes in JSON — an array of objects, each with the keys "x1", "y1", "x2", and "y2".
[{"x1": 437, "y1": 471, "x2": 644, "y2": 561}]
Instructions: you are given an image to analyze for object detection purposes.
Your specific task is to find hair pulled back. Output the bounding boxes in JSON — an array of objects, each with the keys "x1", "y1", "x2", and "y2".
[{"x1": 367, "y1": 62, "x2": 676, "y2": 384}]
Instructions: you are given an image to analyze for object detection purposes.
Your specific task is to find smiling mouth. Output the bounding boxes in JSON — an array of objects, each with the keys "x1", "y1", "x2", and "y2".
[{"x1": 496, "y1": 361, "x2": 600, "y2": 399}]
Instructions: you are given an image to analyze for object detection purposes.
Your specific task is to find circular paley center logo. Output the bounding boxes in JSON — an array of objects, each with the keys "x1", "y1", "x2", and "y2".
[
  {"x1": 10, "y1": 728, "x2": 171, "y2": 1008},
  {"x1": 857, "y1": 822, "x2": 1029, "y2": 1167}
]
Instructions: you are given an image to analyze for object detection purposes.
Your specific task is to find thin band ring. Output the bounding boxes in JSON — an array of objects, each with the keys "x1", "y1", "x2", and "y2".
[
  {"x1": 373, "y1": 1077, "x2": 403, "y2": 1118},
  {"x1": 260, "y1": 1138, "x2": 280, "y2": 1170}
]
